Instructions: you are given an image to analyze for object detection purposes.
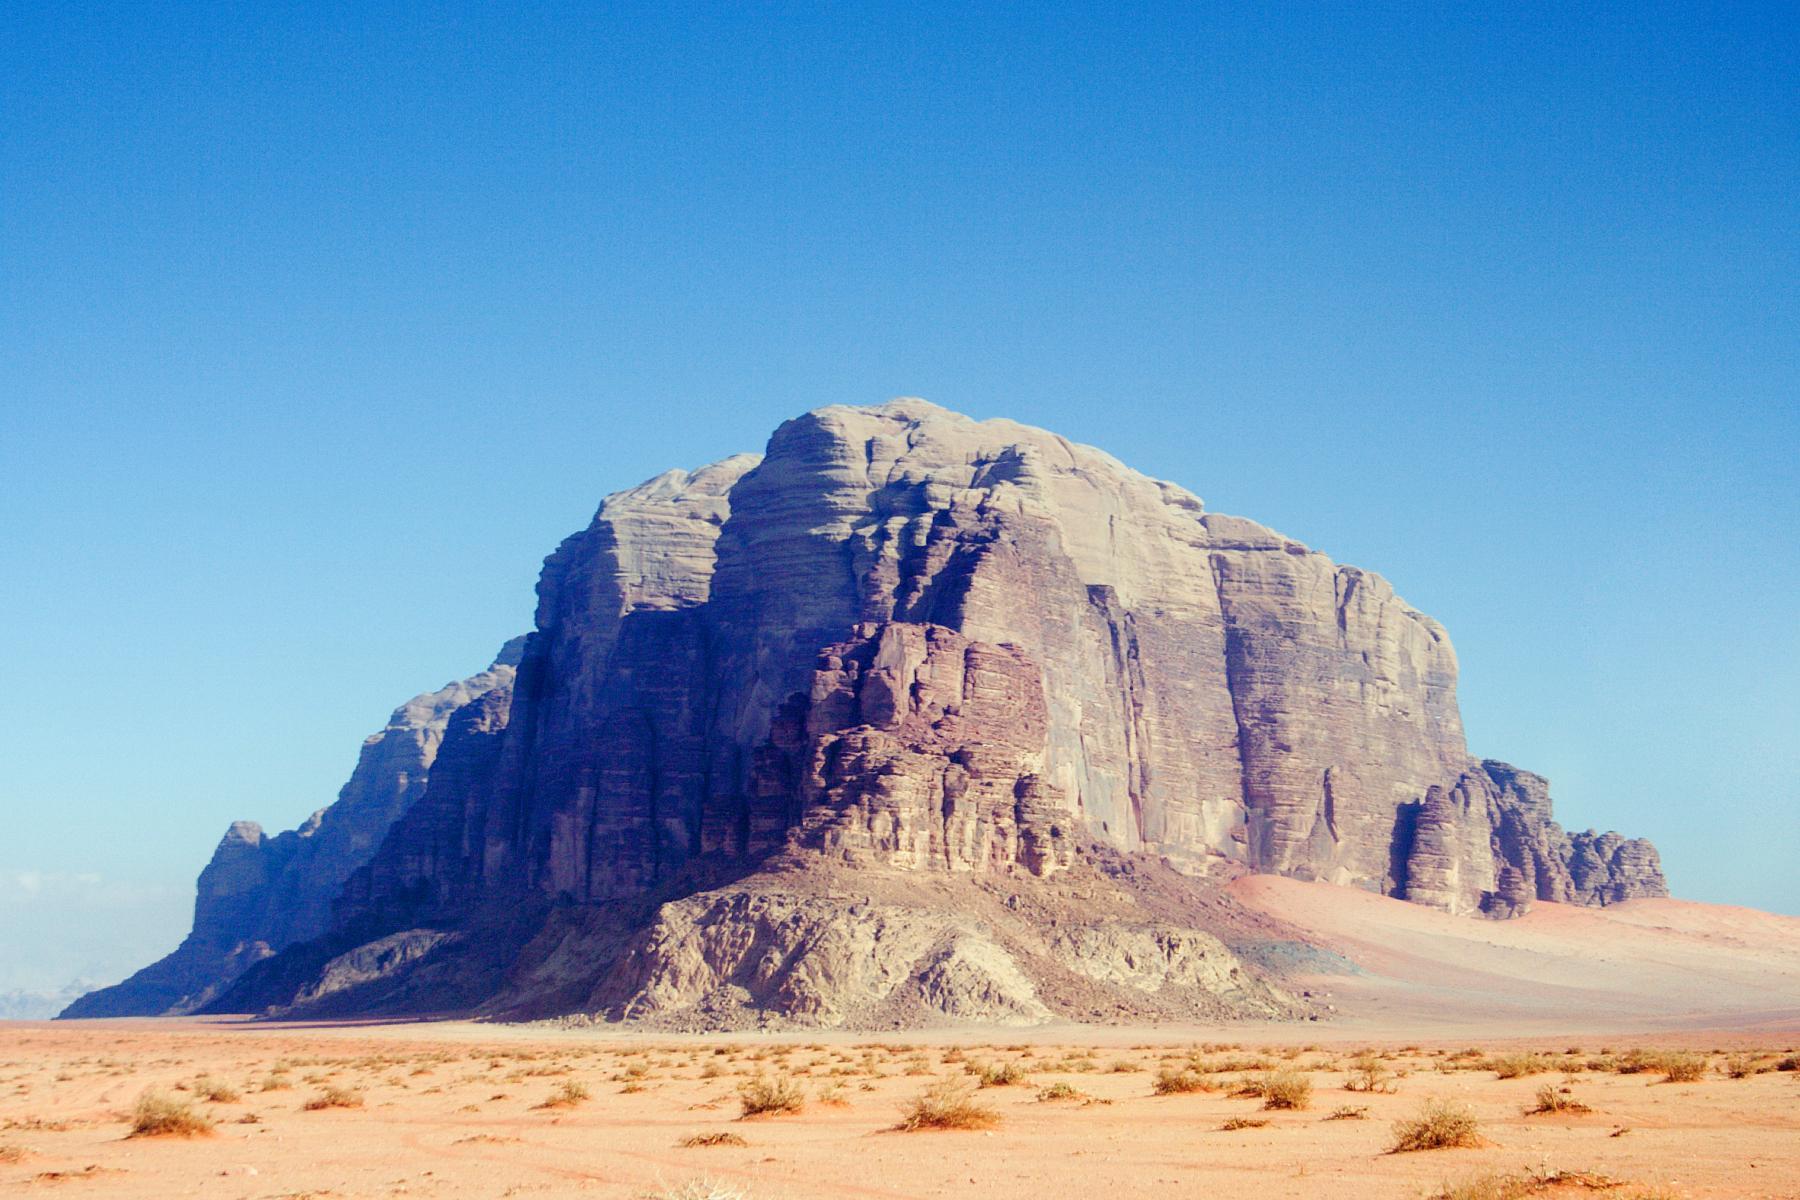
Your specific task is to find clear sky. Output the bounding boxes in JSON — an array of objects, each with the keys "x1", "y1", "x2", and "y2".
[{"x1": 2, "y1": 3, "x2": 1796, "y2": 993}]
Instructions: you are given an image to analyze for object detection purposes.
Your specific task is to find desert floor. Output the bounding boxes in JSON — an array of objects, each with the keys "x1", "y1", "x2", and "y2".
[{"x1": 2, "y1": 1020, "x2": 1797, "y2": 1200}]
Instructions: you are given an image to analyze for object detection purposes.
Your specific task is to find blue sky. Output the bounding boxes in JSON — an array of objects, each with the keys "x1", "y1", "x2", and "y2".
[{"x1": 2, "y1": 3, "x2": 1795, "y2": 992}]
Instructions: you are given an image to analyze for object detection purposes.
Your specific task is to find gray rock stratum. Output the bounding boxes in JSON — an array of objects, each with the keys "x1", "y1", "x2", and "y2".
[{"x1": 66, "y1": 401, "x2": 1664, "y2": 1026}]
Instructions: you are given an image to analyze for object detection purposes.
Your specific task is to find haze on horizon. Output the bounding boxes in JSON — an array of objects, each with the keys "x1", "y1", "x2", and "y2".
[{"x1": 2, "y1": 3, "x2": 1795, "y2": 996}]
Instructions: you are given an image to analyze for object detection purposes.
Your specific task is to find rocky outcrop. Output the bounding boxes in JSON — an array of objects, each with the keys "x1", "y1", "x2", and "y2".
[
  {"x1": 754, "y1": 621, "x2": 1075, "y2": 877},
  {"x1": 472, "y1": 857, "x2": 1301, "y2": 1030},
  {"x1": 61, "y1": 642, "x2": 523, "y2": 1017},
  {"x1": 77, "y1": 400, "x2": 1666, "y2": 1027},
  {"x1": 1397, "y1": 761, "x2": 1666, "y2": 917}
]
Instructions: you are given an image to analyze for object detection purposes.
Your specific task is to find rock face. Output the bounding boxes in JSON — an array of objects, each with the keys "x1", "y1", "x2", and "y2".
[
  {"x1": 758, "y1": 621, "x2": 1075, "y2": 877},
  {"x1": 71, "y1": 400, "x2": 1666, "y2": 1026},
  {"x1": 61, "y1": 642, "x2": 523, "y2": 1018}
]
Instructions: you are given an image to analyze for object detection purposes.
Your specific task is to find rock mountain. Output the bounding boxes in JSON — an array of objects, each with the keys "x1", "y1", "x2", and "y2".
[{"x1": 67, "y1": 401, "x2": 1664, "y2": 1027}]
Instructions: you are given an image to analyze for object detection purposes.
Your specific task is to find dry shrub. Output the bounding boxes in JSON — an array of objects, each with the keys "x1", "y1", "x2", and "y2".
[
  {"x1": 1724, "y1": 1055, "x2": 1758, "y2": 1079},
  {"x1": 1036, "y1": 1082, "x2": 1088, "y2": 1102},
  {"x1": 1259, "y1": 1069, "x2": 1312, "y2": 1111},
  {"x1": 737, "y1": 1074, "x2": 805, "y2": 1119},
  {"x1": 893, "y1": 1078, "x2": 1000, "y2": 1131},
  {"x1": 679, "y1": 1131, "x2": 748, "y2": 1148},
  {"x1": 1390, "y1": 1098, "x2": 1482, "y2": 1152},
  {"x1": 302, "y1": 1086, "x2": 363, "y2": 1111},
  {"x1": 655, "y1": 1179, "x2": 753, "y2": 1200},
  {"x1": 1490, "y1": 1053, "x2": 1548, "y2": 1079},
  {"x1": 0, "y1": 1144, "x2": 25, "y2": 1163},
  {"x1": 129, "y1": 1090, "x2": 214, "y2": 1138},
  {"x1": 1219, "y1": 1116, "x2": 1269, "y2": 1130},
  {"x1": 1426, "y1": 1168, "x2": 1654, "y2": 1199},
  {"x1": 536, "y1": 1080, "x2": 589, "y2": 1109},
  {"x1": 973, "y1": 1060, "x2": 1026, "y2": 1087},
  {"x1": 1345, "y1": 1053, "x2": 1395, "y2": 1093},
  {"x1": 192, "y1": 1076, "x2": 239, "y2": 1103},
  {"x1": 1152, "y1": 1066, "x2": 1211, "y2": 1095},
  {"x1": 1658, "y1": 1053, "x2": 1706, "y2": 1083},
  {"x1": 1525, "y1": 1085, "x2": 1592, "y2": 1115},
  {"x1": 1325, "y1": 1105, "x2": 1369, "y2": 1120}
]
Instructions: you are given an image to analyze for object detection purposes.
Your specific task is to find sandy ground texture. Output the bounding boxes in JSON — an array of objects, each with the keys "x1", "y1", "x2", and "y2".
[
  {"x1": 1227, "y1": 878, "x2": 1800, "y2": 1036},
  {"x1": 2, "y1": 1019, "x2": 1798, "y2": 1200}
]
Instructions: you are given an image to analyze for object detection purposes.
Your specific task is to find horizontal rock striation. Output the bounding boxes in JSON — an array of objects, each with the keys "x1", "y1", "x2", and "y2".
[
  {"x1": 75, "y1": 399, "x2": 1665, "y2": 1026},
  {"x1": 1397, "y1": 761, "x2": 1666, "y2": 917}
]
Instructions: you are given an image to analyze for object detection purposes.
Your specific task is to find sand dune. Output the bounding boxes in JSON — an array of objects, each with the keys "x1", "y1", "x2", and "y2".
[{"x1": 1230, "y1": 877, "x2": 1800, "y2": 1034}]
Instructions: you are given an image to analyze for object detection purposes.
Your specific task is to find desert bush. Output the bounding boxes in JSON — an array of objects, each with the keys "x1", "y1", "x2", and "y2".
[
  {"x1": 1438, "y1": 1169, "x2": 1671, "y2": 1200},
  {"x1": 537, "y1": 1080, "x2": 589, "y2": 1109},
  {"x1": 1106, "y1": 1058, "x2": 1140, "y2": 1073},
  {"x1": 1773, "y1": 1054, "x2": 1798, "y2": 1072},
  {"x1": 1152, "y1": 1066, "x2": 1211, "y2": 1095},
  {"x1": 129, "y1": 1090, "x2": 214, "y2": 1138},
  {"x1": 973, "y1": 1060, "x2": 1025, "y2": 1087},
  {"x1": 192, "y1": 1076, "x2": 239, "y2": 1103},
  {"x1": 1345, "y1": 1053, "x2": 1394, "y2": 1093},
  {"x1": 1260, "y1": 1069, "x2": 1312, "y2": 1110},
  {"x1": 302, "y1": 1086, "x2": 363, "y2": 1111},
  {"x1": 1658, "y1": 1053, "x2": 1706, "y2": 1083},
  {"x1": 654, "y1": 1179, "x2": 752, "y2": 1200},
  {"x1": 0, "y1": 1144, "x2": 24, "y2": 1163},
  {"x1": 260, "y1": 1073, "x2": 292, "y2": 1092},
  {"x1": 813, "y1": 1081, "x2": 847, "y2": 1107},
  {"x1": 1724, "y1": 1055, "x2": 1758, "y2": 1079},
  {"x1": 1036, "y1": 1082, "x2": 1091, "y2": 1102},
  {"x1": 1219, "y1": 1116, "x2": 1268, "y2": 1130},
  {"x1": 737, "y1": 1074, "x2": 805, "y2": 1119},
  {"x1": 1324, "y1": 1105, "x2": 1369, "y2": 1120},
  {"x1": 1389, "y1": 1099, "x2": 1481, "y2": 1152},
  {"x1": 893, "y1": 1078, "x2": 1000, "y2": 1131},
  {"x1": 678, "y1": 1132, "x2": 748, "y2": 1148},
  {"x1": 1490, "y1": 1053, "x2": 1548, "y2": 1079},
  {"x1": 1524, "y1": 1084, "x2": 1591, "y2": 1115}
]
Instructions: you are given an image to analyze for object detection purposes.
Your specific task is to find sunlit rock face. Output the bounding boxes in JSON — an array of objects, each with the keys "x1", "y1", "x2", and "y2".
[
  {"x1": 345, "y1": 399, "x2": 1661, "y2": 921},
  {"x1": 70, "y1": 400, "x2": 1663, "y2": 1023}
]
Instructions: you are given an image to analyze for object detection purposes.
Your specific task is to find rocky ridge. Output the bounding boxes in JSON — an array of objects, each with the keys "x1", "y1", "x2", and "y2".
[
  {"x1": 63, "y1": 641, "x2": 524, "y2": 1018},
  {"x1": 67, "y1": 400, "x2": 1665, "y2": 1026}
]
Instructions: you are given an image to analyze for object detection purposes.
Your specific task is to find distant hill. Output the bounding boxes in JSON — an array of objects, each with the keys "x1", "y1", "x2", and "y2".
[{"x1": 2, "y1": 981, "x2": 99, "y2": 1021}]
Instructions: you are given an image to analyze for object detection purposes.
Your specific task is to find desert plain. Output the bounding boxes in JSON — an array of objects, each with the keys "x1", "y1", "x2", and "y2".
[
  {"x1": 9, "y1": 879, "x2": 1800, "y2": 1200},
  {"x1": 3, "y1": 1015, "x2": 1798, "y2": 1200}
]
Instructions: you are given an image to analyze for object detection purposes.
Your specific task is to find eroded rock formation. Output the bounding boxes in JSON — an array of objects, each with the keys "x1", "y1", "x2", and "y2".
[
  {"x1": 62, "y1": 642, "x2": 523, "y2": 1017},
  {"x1": 69, "y1": 400, "x2": 1665, "y2": 1025}
]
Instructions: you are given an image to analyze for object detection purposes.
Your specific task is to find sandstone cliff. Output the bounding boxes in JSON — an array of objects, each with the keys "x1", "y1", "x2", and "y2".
[
  {"x1": 61, "y1": 641, "x2": 523, "y2": 1018},
  {"x1": 74, "y1": 401, "x2": 1665, "y2": 1027}
]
